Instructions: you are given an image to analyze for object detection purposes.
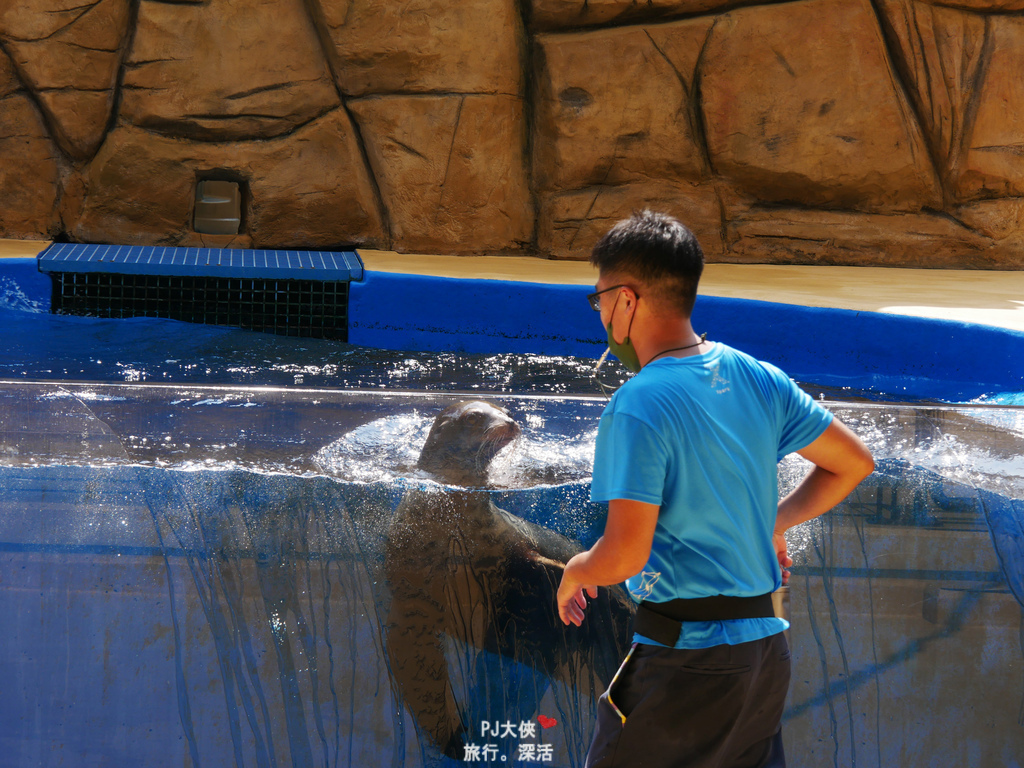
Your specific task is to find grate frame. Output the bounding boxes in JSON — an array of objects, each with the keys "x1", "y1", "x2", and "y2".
[{"x1": 37, "y1": 243, "x2": 362, "y2": 341}]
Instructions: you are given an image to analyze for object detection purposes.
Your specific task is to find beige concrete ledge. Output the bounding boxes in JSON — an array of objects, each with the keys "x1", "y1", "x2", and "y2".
[
  {"x1": 357, "y1": 249, "x2": 599, "y2": 284},
  {"x1": 698, "y1": 264, "x2": 1024, "y2": 333},
  {"x1": 0, "y1": 239, "x2": 50, "y2": 258}
]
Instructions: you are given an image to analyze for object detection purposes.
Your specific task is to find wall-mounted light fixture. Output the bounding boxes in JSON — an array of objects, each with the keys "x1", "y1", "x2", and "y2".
[{"x1": 194, "y1": 179, "x2": 242, "y2": 235}]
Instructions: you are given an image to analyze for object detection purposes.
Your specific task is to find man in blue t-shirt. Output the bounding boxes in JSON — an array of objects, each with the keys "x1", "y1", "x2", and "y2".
[{"x1": 556, "y1": 211, "x2": 874, "y2": 768}]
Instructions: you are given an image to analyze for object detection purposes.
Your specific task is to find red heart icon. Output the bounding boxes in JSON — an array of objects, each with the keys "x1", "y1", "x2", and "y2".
[{"x1": 537, "y1": 715, "x2": 558, "y2": 729}]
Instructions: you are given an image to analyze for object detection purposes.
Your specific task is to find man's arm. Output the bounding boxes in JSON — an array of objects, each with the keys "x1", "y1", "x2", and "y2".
[
  {"x1": 774, "y1": 419, "x2": 874, "y2": 581},
  {"x1": 557, "y1": 498, "x2": 659, "y2": 626}
]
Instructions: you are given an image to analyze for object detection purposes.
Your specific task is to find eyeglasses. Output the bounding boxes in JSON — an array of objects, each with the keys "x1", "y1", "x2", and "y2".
[{"x1": 587, "y1": 284, "x2": 628, "y2": 312}]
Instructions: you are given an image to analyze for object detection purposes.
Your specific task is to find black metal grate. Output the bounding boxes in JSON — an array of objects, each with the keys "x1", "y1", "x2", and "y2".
[{"x1": 50, "y1": 272, "x2": 350, "y2": 340}]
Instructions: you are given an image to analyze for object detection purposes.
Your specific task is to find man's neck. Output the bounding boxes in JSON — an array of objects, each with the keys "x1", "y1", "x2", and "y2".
[{"x1": 634, "y1": 316, "x2": 706, "y2": 368}]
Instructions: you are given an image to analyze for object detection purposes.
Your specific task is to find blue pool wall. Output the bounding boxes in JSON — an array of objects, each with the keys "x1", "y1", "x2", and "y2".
[
  {"x1": 6, "y1": 254, "x2": 1024, "y2": 401},
  {"x1": 349, "y1": 268, "x2": 1024, "y2": 401}
]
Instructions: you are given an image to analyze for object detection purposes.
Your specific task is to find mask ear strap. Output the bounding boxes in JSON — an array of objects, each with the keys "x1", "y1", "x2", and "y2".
[
  {"x1": 593, "y1": 347, "x2": 617, "y2": 400},
  {"x1": 623, "y1": 297, "x2": 635, "y2": 343},
  {"x1": 608, "y1": 288, "x2": 635, "y2": 346}
]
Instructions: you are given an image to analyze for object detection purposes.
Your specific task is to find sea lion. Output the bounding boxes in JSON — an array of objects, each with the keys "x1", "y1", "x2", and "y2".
[
  {"x1": 383, "y1": 401, "x2": 634, "y2": 759},
  {"x1": 415, "y1": 400, "x2": 522, "y2": 486}
]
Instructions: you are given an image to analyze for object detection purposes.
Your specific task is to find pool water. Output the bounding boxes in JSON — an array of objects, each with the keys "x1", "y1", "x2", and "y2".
[{"x1": 2, "y1": 263, "x2": 1024, "y2": 767}]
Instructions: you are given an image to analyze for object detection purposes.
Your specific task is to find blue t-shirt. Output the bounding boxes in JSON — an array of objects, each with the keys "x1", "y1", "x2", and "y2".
[{"x1": 590, "y1": 342, "x2": 833, "y2": 649}]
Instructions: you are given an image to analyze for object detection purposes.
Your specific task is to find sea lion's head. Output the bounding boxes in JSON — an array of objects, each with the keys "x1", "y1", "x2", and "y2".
[{"x1": 417, "y1": 401, "x2": 521, "y2": 484}]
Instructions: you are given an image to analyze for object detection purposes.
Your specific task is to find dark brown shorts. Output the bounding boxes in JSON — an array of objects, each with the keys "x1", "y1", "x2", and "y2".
[{"x1": 585, "y1": 632, "x2": 791, "y2": 768}]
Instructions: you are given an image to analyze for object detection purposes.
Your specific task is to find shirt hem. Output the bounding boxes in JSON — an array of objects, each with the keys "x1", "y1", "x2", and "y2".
[{"x1": 632, "y1": 618, "x2": 790, "y2": 650}]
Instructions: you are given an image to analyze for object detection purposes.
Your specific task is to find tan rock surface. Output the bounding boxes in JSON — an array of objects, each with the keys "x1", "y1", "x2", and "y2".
[
  {"x1": 36, "y1": 91, "x2": 116, "y2": 163},
  {"x1": 928, "y1": 1, "x2": 1024, "y2": 8},
  {"x1": 349, "y1": 94, "x2": 532, "y2": 253},
  {"x1": 0, "y1": 86, "x2": 61, "y2": 237},
  {"x1": 2, "y1": 0, "x2": 1024, "y2": 267},
  {"x1": 73, "y1": 109, "x2": 385, "y2": 249},
  {"x1": 954, "y1": 15, "x2": 1024, "y2": 201},
  {"x1": 121, "y1": 0, "x2": 340, "y2": 141},
  {"x1": 701, "y1": 0, "x2": 941, "y2": 212},
  {"x1": 1, "y1": 0, "x2": 131, "y2": 160},
  {"x1": 528, "y1": 0, "x2": 753, "y2": 31},
  {"x1": 316, "y1": 0, "x2": 522, "y2": 97},
  {"x1": 539, "y1": 180, "x2": 723, "y2": 259},
  {"x1": 725, "y1": 208, "x2": 1021, "y2": 268},
  {"x1": 0, "y1": 0, "x2": 107, "y2": 40},
  {"x1": 955, "y1": 198, "x2": 1024, "y2": 242},
  {"x1": 0, "y1": 48, "x2": 16, "y2": 100},
  {"x1": 877, "y1": 1, "x2": 984, "y2": 197},
  {"x1": 533, "y1": 20, "x2": 713, "y2": 193}
]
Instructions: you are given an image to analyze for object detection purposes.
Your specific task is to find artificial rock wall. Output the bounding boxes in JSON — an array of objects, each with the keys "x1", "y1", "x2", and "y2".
[{"x1": 2, "y1": 0, "x2": 1024, "y2": 267}]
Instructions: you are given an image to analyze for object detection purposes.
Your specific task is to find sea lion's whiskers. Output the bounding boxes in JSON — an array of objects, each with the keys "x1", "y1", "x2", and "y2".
[{"x1": 475, "y1": 425, "x2": 518, "y2": 470}]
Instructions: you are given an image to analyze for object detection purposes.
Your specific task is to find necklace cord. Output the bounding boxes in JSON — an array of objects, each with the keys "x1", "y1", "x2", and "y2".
[{"x1": 649, "y1": 332, "x2": 708, "y2": 363}]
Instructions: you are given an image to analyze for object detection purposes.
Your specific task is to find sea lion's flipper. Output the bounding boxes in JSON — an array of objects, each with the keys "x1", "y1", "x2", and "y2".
[
  {"x1": 385, "y1": 496, "x2": 467, "y2": 757},
  {"x1": 385, "y1": 571, "x2": 468, "y2": 756}
]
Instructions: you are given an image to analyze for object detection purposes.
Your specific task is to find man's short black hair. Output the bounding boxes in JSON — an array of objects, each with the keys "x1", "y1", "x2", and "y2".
[{"x1": 590, "y1": 210, "x2": 704, "y2": 316}]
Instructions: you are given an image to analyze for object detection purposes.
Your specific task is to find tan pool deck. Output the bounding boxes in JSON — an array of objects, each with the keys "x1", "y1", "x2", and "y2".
[{"x1": 5, "y1": 239, "x2": 1023, "y2": 333}]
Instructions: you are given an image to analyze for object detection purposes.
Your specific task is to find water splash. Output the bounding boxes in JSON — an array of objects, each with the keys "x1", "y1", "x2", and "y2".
[
  {"x1": 314, "y1": 412, "x2": 429, "y2": 484},
  {"x1": 314, "y1": 412, "x2": 598, "y2": 489},
  {"x1": 0, "y1": 275, "x2": 45, "y2": 313}
]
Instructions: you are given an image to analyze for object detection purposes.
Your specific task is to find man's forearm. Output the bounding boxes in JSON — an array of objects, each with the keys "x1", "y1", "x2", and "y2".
[
  {"x1": 777, "y1": 420, "x2": 874, "y2": 534},
  {"x1": 557, "y1": 498, "x2": 659, "y2": 626},
  {"x1": 563, "y1": 536, "x2": 642, "y2": 588},
  {"x1": 565, "y1": 497, "x2": 660, "y2": 586},
  {"x1": 776, "y1": 460, "x2": 872, "y2": 533}
]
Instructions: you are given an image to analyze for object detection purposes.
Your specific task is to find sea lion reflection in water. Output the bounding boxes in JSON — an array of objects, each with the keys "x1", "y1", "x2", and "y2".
[{"x1": 384, "y1": 401, "x2": 634, "y2": 759}]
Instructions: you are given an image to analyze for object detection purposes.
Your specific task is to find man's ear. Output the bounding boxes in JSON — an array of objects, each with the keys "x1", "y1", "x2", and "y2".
[{"x1": 621, "y1": 286, "x2": 638, "y2": 313}]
